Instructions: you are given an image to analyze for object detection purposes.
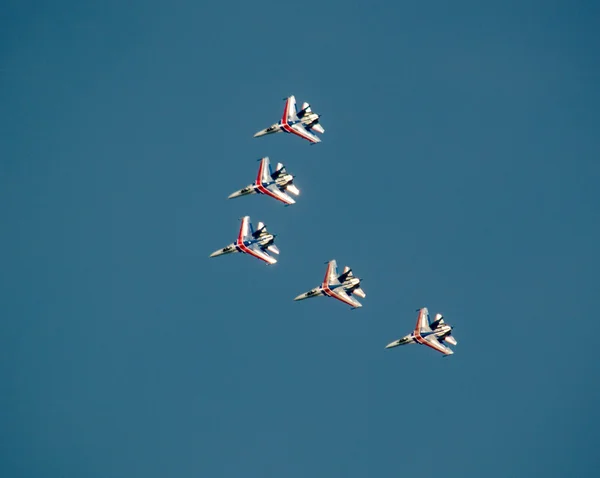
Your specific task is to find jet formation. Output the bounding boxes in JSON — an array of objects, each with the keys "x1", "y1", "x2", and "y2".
[{"x1": 210, "y1": 95, "x2": 457, "y2": 357}]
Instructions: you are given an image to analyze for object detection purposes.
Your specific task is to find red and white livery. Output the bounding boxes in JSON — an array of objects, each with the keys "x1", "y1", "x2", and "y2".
[
  {"x1": 385, "y1": 308, "x2": 457, "y2": 356},
  {"x1": 228, "y1": 157, "x2": 299, "y2": 206},
  {"x1": 209, "y1": 216, "x2": 279, "y2": 265},
  {"x1": 254, "y1": 95, "x2": 324, "y2": 144},
  {"x1": 294, "y1": 260, "x2": 365, "y2": 309}
]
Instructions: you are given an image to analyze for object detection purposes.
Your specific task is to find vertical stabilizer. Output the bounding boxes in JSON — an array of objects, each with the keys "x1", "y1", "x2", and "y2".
[
  {"x1": 338, "y1": 266, "x2": 354, "y2": 283},
  {"x1": 430, "y1": 313, "x2": 445, "y2": 329}
]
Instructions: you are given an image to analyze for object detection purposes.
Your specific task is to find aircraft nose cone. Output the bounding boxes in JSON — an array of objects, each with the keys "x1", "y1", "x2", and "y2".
[
  {"x1": 385, "y1": 340, "x2": 400, "y2": 349},
  {"x1": 254, "y1": 129, "x2": 268, "y2": 138},
  {"x1": 209, "y1": 249, "x2": 224, "y2": 258},
  {"x1": 294, "y1": 293, "x2": 307, "y2": 301},
  {"x1": 228, "y1": 190, "x2": 242, "y2": 199}
]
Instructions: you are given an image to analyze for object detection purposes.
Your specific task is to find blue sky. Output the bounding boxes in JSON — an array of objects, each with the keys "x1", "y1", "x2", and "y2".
[{"x1": 1, "y1": 1, "x2": 599, "y2": 477}]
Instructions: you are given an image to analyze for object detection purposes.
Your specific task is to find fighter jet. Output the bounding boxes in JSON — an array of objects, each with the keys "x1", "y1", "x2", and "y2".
[
  {"x1": 254, "y1": 95, "x2": 324, "y2": 144},
  {"x1": 228, "y1": 157, "x2": 300, "y2": 206},
  {"x1": 385, "y1": 307, "x2": 457, "y2": 356},
  {"x1": 294, "y1": 260, "x2": 365, "y2": 309},
  {"x1": 209, "y1": 216, "x2": 279, "y2": 265}
]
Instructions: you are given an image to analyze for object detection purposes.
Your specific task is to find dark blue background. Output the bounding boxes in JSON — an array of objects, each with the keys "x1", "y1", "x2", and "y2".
[{"x1": 2, "y1": 1, "x2": 599, "y2": 476}]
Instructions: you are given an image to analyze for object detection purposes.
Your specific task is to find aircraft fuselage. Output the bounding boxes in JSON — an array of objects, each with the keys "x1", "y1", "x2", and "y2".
[
  {"x1": 386, "y1": 323, "x2": 453, "y2": 348},
  {"x1": 294, "y1": 276, "x2": 361, "y2": 301},
  {"x1": 210, "y1": 234, "x2": 275, "y2": 258}
]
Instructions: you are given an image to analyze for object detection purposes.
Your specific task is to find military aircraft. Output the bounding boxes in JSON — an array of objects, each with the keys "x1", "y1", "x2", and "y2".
[
  {"x1": 254, "y1": 95, "x2": 324, "y2": 144},
  {"x1": 294, "y1": 260, "x2": 365, "y2": 309},
  {"x1": 228, "y1": 157, "x2": 300, "y2": 206},
  {"x1": 385, "y1": 307, "x2": 457, "y2": 356},
  {"x1": 209, "y1": 216, "x2": 279, "y2": 265}
]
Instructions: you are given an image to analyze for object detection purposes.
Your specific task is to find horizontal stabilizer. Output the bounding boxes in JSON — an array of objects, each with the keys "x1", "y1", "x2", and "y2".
[
  {"x1": 352, "y1": 287, "x2": 366, "y2": 299},
  {"x1": 310, "y1": 123, "x2": 325, "y2": 134},
  {"x1": 444, "y1": 335, "x2": 457, "y2": 346},
  {"x1": 267, "y1": 244, "x2": 280, "y2": 255},
  {"x1": 286, "y1": 184, "x2": 300, "y2": 196}
]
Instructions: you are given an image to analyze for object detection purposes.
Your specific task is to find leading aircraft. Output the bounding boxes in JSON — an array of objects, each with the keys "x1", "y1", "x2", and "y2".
[
  {"x1": 254, "y1": 95, "x2": 325, "y2": 144},
  {"x1": 228, "y1": 157, "x2": 300, "y2": 206},
  {"x1": 209, "y1": 216, "x2": 279, "y2": 265},
  {"x1": 294, "y1": 260, "x2": 365, "y2": 309},
  {"x1": 385, "y1": 307, "x2": 457, "y2": 356}
]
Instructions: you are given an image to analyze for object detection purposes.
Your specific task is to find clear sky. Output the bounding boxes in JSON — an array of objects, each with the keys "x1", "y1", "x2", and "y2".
[{"x1": 2, "y1": 1, "x2": 599, "y2": 477}]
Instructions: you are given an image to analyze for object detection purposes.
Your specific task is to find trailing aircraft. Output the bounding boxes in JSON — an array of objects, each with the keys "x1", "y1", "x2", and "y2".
[
  {"x1": 385, "y1": 307, "x2": 457, "y2": 356},
  {"x1": 209, "y1": 216, "x2": 279, "y2": 265},
  {"x1": 228, "y1": 157, "x2": 299, "y2": 206},
  {"x1": 294, "y1": 260, "x2": 365, "y2": 309}
]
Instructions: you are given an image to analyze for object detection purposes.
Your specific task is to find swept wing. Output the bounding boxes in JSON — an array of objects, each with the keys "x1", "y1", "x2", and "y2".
[
  {"x1": 282, "y1": 95, "x2": 300, "y2": 124},
  {"x1": 255, "y1": 157, "x2": 295, "y2": 205},
  {"x1": 281, "y1": 96, "x2": 321, "y2": 144},
  {"x1": 236, "y1": 216, "x2": 277, "y2": 265},
  {"x1": 289, "y1": 122, "x2": 321, "y2": 143},
  {"x1": 412, "y1": 308, "x2": 453, "y2": 355},
  {"x1": 322, "y1": 260, "x2": 362, "y2": 308},
  {"x1": 415, "y1": 307, "x2": 432, "y2": 334},
  {"x1": 423, "y1": 335, "x2": 454, "y2": 355}
]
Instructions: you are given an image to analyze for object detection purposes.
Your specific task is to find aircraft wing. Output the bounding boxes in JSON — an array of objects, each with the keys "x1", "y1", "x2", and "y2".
[
  {"x1": 290, "y1": 122, "x2": 321, "y2": 143},
  {"x1": 321, "y1": 260, "x2": 362, "y2": 308},
  {"x1": 423, "y1": 335, "x2": 454, "y2": 355},
  {"x1": 323, "y1": 260, "x2": 340, "y2": 286},
  {"x1": 256, "y1": 157, "x2": 272, "y2": 184},
  {"x1": 243, "y1": 243, "x2": 278, "y2": 265},
  {"x1": 262, "y1": 183, "x2": 296, "y2": 205},
  {"x1": 282, "y1": 95, "x2": 299, "y2": 124},
  {"x1": 415, "y1": 307, "x2": 432, "y2": 334},
  {"x1": 237, "y1": 216, "x2": 252, "y2": 243},
  {"x1": 254, "y1": 157, "x2": 295, "y2": 205},
  {"x1": 326, "y1": 286, "x2": 362, "y2": 308}
]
